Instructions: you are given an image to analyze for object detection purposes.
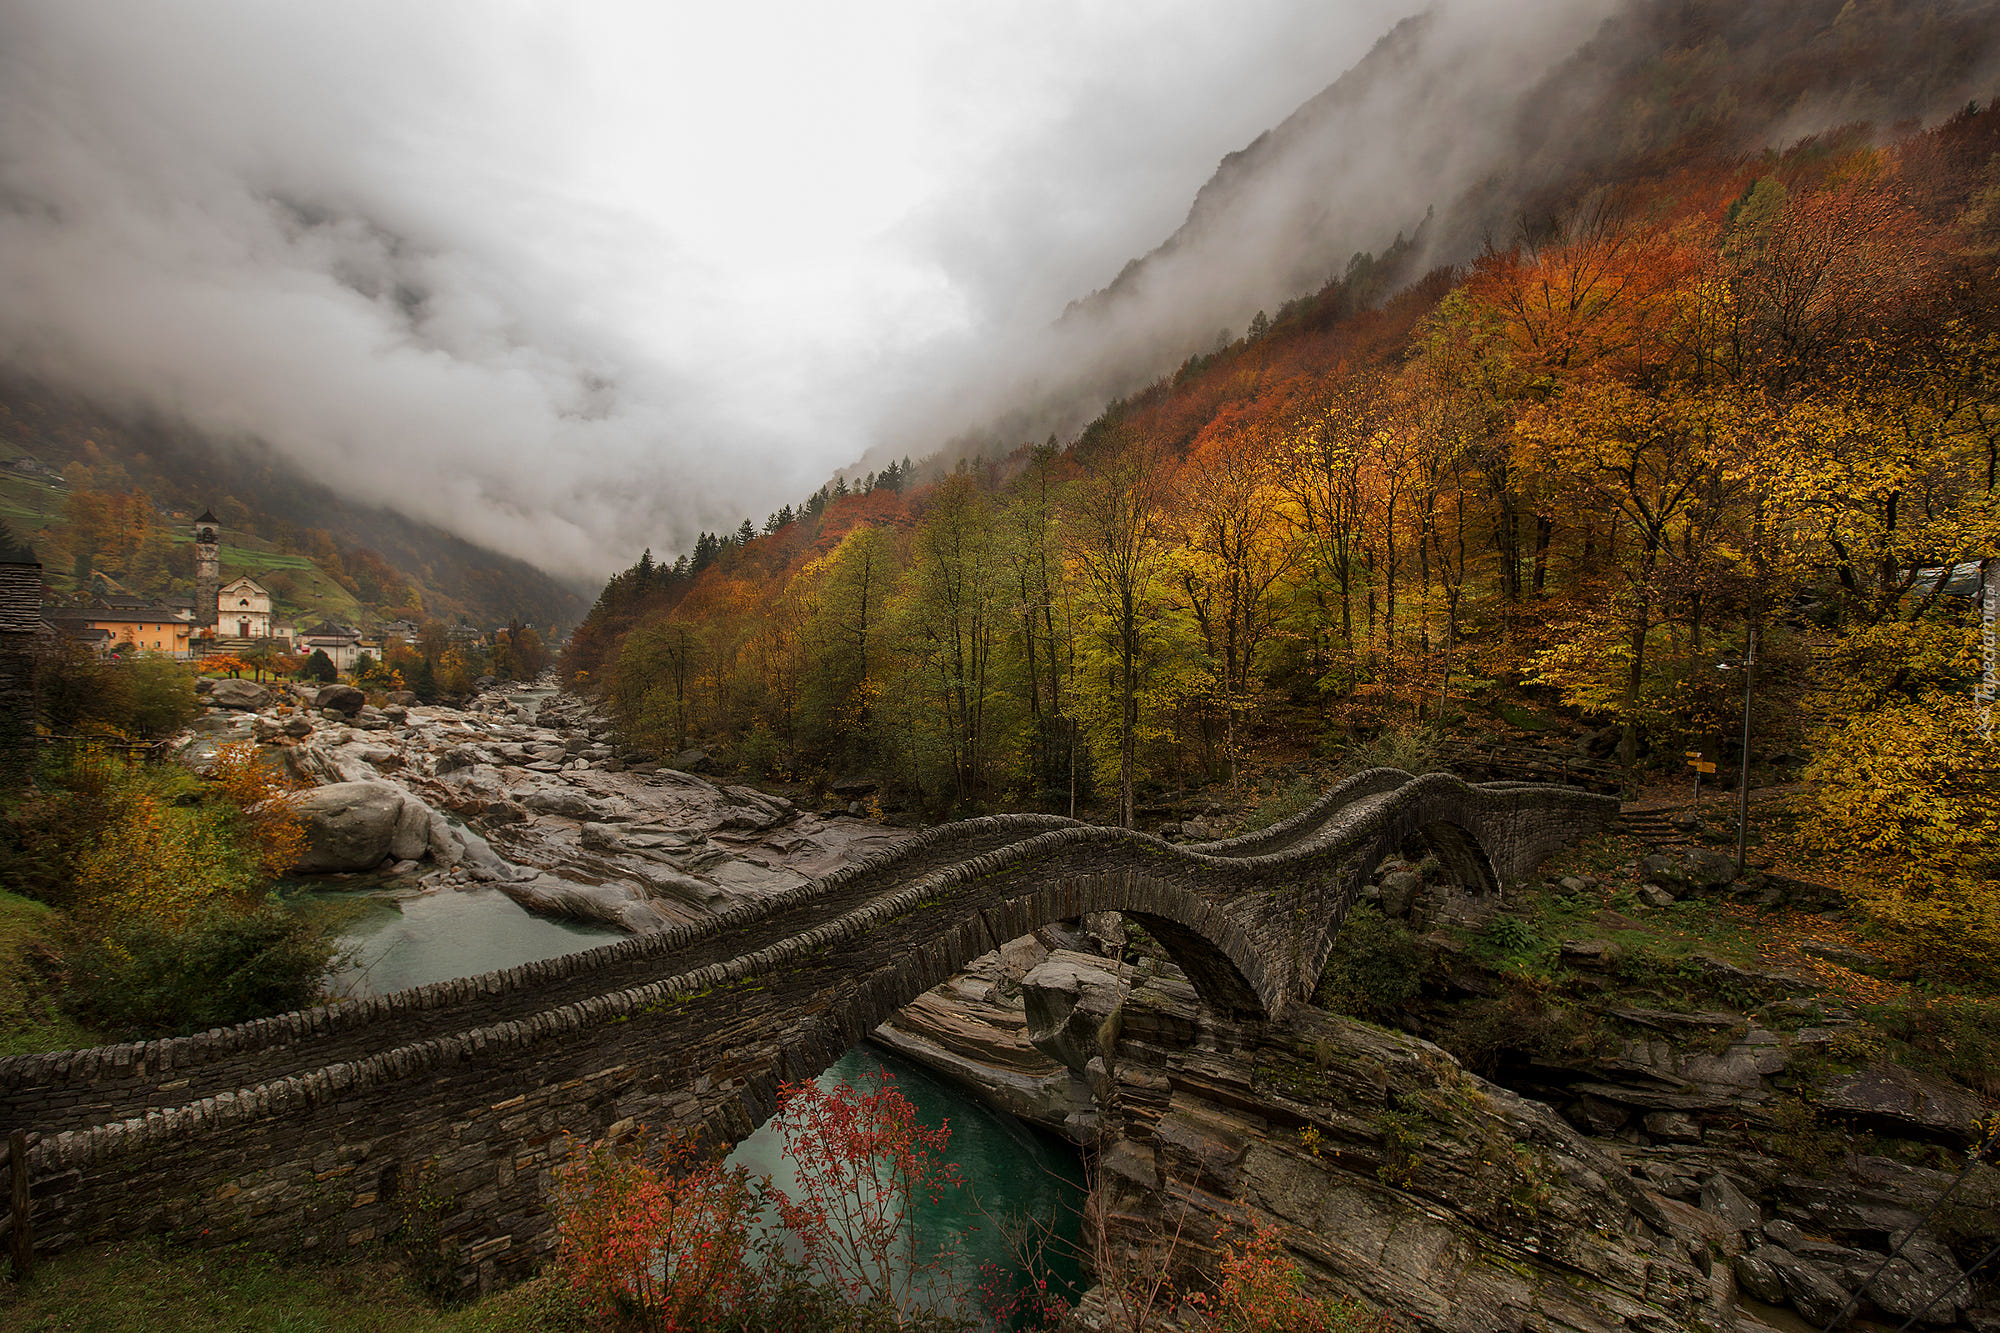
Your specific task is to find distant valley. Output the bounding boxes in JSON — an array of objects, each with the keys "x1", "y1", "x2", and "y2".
[{"x1": 0, "y1": 371, "x2": 589, "y2": 632}]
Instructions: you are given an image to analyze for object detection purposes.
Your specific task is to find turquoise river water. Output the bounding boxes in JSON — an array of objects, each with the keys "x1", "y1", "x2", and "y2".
[{"x1": 312, "y1": 880, "x2": 1087, "y2": 1323}]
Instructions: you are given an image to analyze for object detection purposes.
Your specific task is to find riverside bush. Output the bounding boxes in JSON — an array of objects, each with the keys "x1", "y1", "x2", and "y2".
[
  {"x1": 0, "y1": 746, "x2": 332, "y2": 1044},
  {"x1": 1314, "y1": 905, "x2": 1425, "y2": 1020},
  {"x1": 33, "y1": 642, "x2": 199, "y2": 739},
  {"x1": 1183, "y1": 1220, "x2": 1396, "y2": 1333},
  {"x1": 62, "y1": 904, "x2": 337, "y2": 1037},
  {"x1": 554, "y1": 1071, "x2": 973, "y2": 1332}
]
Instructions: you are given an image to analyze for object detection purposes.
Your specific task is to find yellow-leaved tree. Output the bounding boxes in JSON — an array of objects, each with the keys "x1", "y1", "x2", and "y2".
[{"x1": 1789, "y1": 688, "x2": 2000, "y2": 978}]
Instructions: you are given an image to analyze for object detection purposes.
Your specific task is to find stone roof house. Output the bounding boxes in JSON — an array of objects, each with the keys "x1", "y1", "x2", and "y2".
[{"x1": 0, "y1": 559, "x2": 50, "y2": 782}]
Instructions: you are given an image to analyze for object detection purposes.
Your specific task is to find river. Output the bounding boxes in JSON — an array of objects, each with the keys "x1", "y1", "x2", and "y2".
[{"x1": 311, "y1": 877, "x2": 1088, "y2": 1325}]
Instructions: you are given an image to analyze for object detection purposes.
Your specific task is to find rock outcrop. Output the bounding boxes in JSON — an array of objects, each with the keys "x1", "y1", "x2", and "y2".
[
  {"x1": 1077, "y1": 963, "x2": 2000, "y2": 1333},
  {"x1": 1085, "y1": 968, "x2": 1730, "y2": 1333}
]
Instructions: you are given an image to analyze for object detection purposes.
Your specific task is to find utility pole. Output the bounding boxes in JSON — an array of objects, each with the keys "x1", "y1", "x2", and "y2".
[{"x1": 1733, "y1": 626, "x2": 1755, "y2": 873}]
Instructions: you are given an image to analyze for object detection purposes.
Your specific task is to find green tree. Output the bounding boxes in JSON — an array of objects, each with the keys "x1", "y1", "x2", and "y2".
[
  {"x1": 1064, "y1": 427, "x2": 1171, "y2": 828},
  {"x1": 803, "y1": 524, "x2": 895, "y2": 763},
  {"x1": 1002, "y1": 441, "x2": 1074, "y2": 799},
  {"x1": 894, "y1": 473, "x2": 1007, "y2": 807}
]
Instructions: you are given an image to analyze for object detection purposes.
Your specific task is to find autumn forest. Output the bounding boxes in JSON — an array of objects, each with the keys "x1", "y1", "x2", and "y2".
[{"x1": 565, "y1": 106, "x2": 2000, "y2": 976}]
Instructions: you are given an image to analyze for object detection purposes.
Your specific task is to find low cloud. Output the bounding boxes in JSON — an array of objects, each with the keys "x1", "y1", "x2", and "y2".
[
  {"x1": 2, "y1": 1, "x2": 1703, "y2": 580},
  {"x1": 0, "y1": 1, "x2": 1451, "y2": 578}
]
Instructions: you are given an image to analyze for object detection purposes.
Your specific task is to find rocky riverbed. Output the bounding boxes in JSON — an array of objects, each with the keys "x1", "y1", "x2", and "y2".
[{"x1": 192, "y1": 677, "x2": 914, "y2": 929}]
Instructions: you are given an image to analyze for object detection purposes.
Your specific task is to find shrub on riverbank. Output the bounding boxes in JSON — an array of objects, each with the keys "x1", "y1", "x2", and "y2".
[{"x1": 0, "y1": 744, "x2": 337, "y2": 1045}]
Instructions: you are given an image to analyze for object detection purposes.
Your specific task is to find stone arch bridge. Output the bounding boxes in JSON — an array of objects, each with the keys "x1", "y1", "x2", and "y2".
[{"x1": 0, "y1": 769, "x2": 1614, "y2": 1292}]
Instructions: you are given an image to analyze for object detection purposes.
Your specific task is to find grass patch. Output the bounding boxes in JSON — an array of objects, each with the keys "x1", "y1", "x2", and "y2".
[
  {"x1": 0, "y1": 890, "x2": 97, "y2": 1056},
  {"x1": 1860, "y1": 993, "x2": 2000, "y2": 1099},
  {"x1": 0, "y1": 1241, "x2": 587, "y2": 1333}
]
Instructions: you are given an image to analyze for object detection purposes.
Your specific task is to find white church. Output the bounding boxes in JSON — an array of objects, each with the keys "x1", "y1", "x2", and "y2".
[
  {"x1": 192, "y1": 511, "x2": 289, "y2": 646},
  {"x1": 216, "y1": 575, "x2": 274, "y2": 640}
]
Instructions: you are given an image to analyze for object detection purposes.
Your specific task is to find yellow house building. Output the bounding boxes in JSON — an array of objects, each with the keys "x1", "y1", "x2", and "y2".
[{"x1": 45, "y1": 602, "x2": 192, "y2": 656}]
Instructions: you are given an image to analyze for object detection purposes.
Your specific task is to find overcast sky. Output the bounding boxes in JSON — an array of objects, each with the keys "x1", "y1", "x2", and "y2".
[{"x1": 0, "y1": 0, "x2": 1444, "y2": 580}]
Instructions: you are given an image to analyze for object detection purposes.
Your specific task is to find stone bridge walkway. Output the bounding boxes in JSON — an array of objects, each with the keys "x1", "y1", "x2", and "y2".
[{"x1": 0, "y1": 768, "x2": 1616, "y2": 1292}]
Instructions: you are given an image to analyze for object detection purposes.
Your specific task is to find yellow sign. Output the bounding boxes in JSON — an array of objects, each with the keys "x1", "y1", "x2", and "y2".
[
  {"x1": 1685, "y1": 750, "x2": 1704, "y2": 759},
  {"x1": 1693, "y1": 761, "x2": 1718, "y2": 774}
]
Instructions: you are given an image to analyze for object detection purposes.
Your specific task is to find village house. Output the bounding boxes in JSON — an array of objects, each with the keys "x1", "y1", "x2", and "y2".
[
  {"x1": 43, "y1": 600, "x2": 193, "y2": 657},
  {"x1": 296, "y1": 619, "x2": 364, "y2": 671}
]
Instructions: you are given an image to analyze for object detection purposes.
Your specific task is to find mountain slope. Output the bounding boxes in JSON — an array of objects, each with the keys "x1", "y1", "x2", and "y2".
[
  {"x1": 924, "y1": 0, "x2": 2000, "y2": 468},
  {"x1": 0, "y1": 371, "x2": 589, "y2": 630}
]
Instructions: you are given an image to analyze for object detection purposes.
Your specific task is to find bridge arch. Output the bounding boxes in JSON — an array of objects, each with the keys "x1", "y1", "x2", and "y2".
[{"x1": 710, "y1": 870, "x2": 1275, "y2": 1150}]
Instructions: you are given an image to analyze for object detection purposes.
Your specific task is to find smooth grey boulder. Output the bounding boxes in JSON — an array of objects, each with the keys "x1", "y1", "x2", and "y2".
[
  {"x1": 316, "y1": 683, "x2": 366, "y2": 715},
  {"x1": 208, "y1": 678, "x2": 272, "y2": 710},
  {"x1": 521, "y1": 787, "x2": 599, "y2": 819},
  {"x1": 1733, "y1": 1249, "x2": 1787, "y2": 1303},
  {"x1": 294, "y1": 780, "x2": 410, "y2": 871},
  {"x1": 389, "y1": 794, "x2": 433, "y2": 861}
]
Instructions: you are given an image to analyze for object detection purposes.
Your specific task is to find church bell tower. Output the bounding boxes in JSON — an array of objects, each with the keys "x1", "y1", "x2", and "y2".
[{"x1": 194, "y1": 509, "x2": 219, "y2": 631}]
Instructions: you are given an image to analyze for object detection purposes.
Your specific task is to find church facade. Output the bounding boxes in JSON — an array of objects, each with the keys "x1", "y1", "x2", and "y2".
[{"x1": 216, "y1": 575, "x2": 274, "y2": 640}]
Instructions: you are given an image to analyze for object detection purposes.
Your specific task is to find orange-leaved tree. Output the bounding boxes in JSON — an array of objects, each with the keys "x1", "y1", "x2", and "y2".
[
  {"x1": 554, "y1": 1069, "x2": 970, "y2": 1330},
  {"x1": 206, "y1": 740, "x2": 308, "y2": 878},
  {"x1": 774, "y1": 1071, "x2": 967, "y2": 1323},
  {"x1": 555, "y1": 1129, "x2": 765, "y2": 1332},
  {"x1": 1182, "y1": 1219, "x2": 1396, "y2": 1333}
]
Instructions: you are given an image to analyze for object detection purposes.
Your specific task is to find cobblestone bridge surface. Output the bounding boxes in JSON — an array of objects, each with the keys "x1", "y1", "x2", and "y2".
[{"x1": 0, "y1": 769, "x2": 1614, "y2": 1291}]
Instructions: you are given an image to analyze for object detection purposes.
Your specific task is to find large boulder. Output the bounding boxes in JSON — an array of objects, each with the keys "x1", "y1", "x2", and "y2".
[
  {"x1": 294, "y1": 780, "x2": 411, "y2": 871},
  {"x1": 1023, "y1": 950, "x2": 1131, "y2": 1073},
  {"x1": 390, "y1": 793, "x2": 432, "y2": 861},
  {"x1": 208, "y1": 678, "x2": 272, "y2": 711},
  {"x1": 315, "y1": 683, "x2": 367, "y2": 716},
  {"x1": 1640, "y1": 847, "x2": 1738, "y2": 891}
]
